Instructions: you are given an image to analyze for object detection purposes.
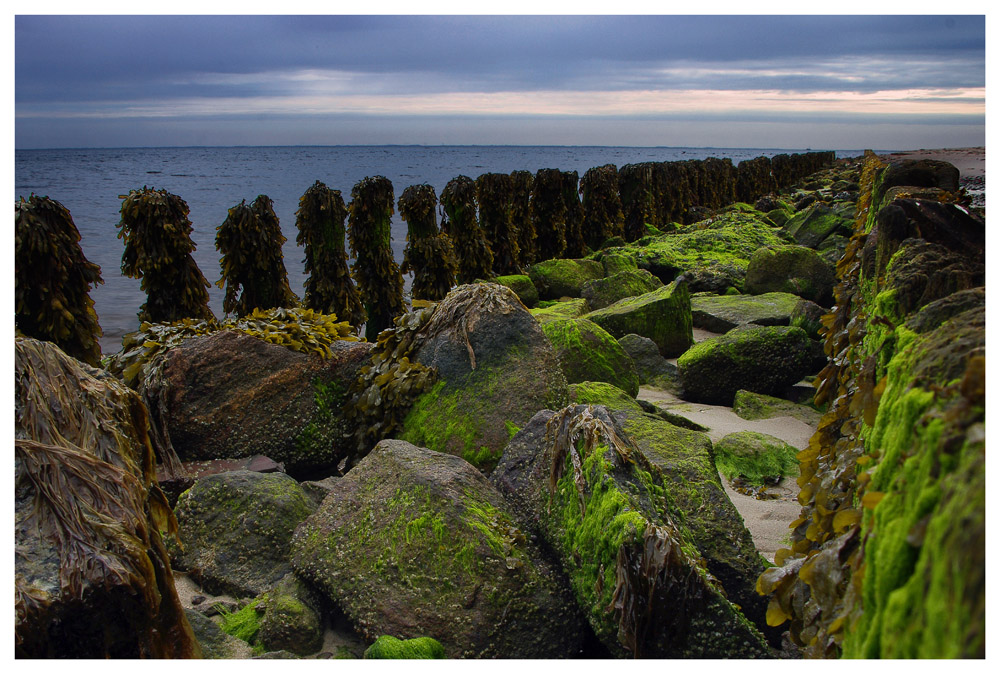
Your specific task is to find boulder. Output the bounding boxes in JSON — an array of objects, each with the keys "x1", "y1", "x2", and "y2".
[
  {"x1": 790, "y1": 297, "x2": 828, "y2": 340},
  {"x1": 713, "y1": 431, "x2": 800, "y2": 486},
  {"x1": 14, "y1": 337, "x2": 200, "y2": 658},
  {"x1": 584, "y1": 280, "x2": 693, "y2": 357},
  {"x1": 598, "y1": 250, "x2": 639, "y2": 276},
  {"x1": 290, "y1": 439, "x2": 588, "y2": 658},
  {"x1": 874, "y1": 159, "x2": 961, "y2": 206},
  {"x1": 541, "y1": 317, "x2": 640, "y2": 397},
  {"x1": 185, "y1": 609, "x2": 254, "y2": 659},
  {"x1": 690, "y1": 291, "x2": 801, "y2": 333},
  {"x1": 256, "y1": 575, "x2": 325, "y2": 656},
  {"x1": 492, "y1": 274, "x2": 539, "y2": 308},
  {"x1": 529, "y1": 297, "x2": 591, "y2": 323},
  {"x1": 581, "y1": 268, "x2": 663, "y2": 310},
  {"x1": 172, "y1": 470, "x2": 317, "y2": 597},
  {"x1": 744, "y1": 244, "x2": 836, "y2": 305},
  {"x1": 142, "y1": 330, "x2": 373, "y2": 475},
  {"x1": 732, "y1": 389, "x2": 822, "y2": 426},
  {"x1": 878, "y1": 239, "x2": 985, "y2": 324},
  {"x1": 677, "y1": 325, "x2": 813, "y2": 405},
  {"x1": 568, "y1": 380, "x2": 645, "y2": 414},
  {"x1": 399, "y1": 283, "x2": 569, "y2": 471},
  {"x1": 783, "y1": 202, "x2": 851, "y2": 248},
  {"x1": 491, "y1": 405, "x2": 769, "y2": 658},
  {"x1": 616, "y1": 333, "x2": 679, "y2": 390},
  {"x1": 528, "y1": 258, "x2": 605, "y2": 300}
]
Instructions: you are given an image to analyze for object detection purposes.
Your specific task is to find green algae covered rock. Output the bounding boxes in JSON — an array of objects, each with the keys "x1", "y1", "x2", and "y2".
[
  {"x1": 256, "y1": 575, "x2": 324, "y2": 656},
  {"x1": 364, "y1": 635, "x2": 446, "y2": 659},
  {"x1": 290, "y1": 439, "x2": 588, "y2": 658},
  {"x1": 744, "y1": 244, "x2": 836, "y2": 305},
  {"x1": 528, "y1": 258, "x2": 605, "y2": 300},
  {"x1": 732, "y1": 389, "x2": 822, "y2": 425},
  {"x1": 172, "y1": 470, "x2": 316, "y2": 597},
  {"x1": 584, "y1": 280, "x2": 693, "y2": 357},
  {"x1": 529, "y1": 297, "x2": 590, "y2": 324},
  {"x1": 541, "y1": 318, "x2": 639, "y2": 397},
  {"x1": 581, "y1": 267, "x2": 663, "y2": 310},
  {"x1": 397, "y1": 284, "x2": 569, "y2": 472},
  {"x1": 690, "y1": 290, "x2": 801, "y2": 333},
  {"x1": 713, "y1": 431, "x2": 800, "y2": 486},
  {"x1": 677, "y1": 324, "x2": 812, "y2": 405},
  {"x1": 568, "y1": 380, "x2": 644, "y2": 414},
  {"x1": 783, "y1": 201, "x2": 852, "y2": 248},
  {"x1": 185, "y1": 609, "x2": 254, "y2": 659},
  {"x1": 493, "y1": 273, "x2": 539, "y2": 308},
  {"x1": 598, "y1": 250, "x2": 639, "y2": 276},
  {"x1": 491, "y1": 405, "x2": 769, "y2": 658},
  {"x1": 617, "y1": 333, "x2": 679, "y2": 390}
]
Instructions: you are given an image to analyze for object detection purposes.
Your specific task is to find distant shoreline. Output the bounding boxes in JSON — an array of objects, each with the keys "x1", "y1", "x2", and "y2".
[{"x1": 878, "y1": 146, "x2": 985, "y2": 179}]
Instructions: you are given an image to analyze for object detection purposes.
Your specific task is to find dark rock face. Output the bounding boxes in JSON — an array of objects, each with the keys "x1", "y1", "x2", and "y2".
[
  {"x1": 172, "y1": 470, "x2": 317, "y2": 597},
  {"x1": 617, "y1": 333, "x2": 677, "y2": 388},
  {"x1": 290, "y1": 439, "x2": 588, "y2": 658},
  {"x1": 880, "y1": 239, "x2": 984, "y2": 320},
  {"x1": 677, "y1": 325, "x2": 813, "y2": 405},
  {"x1": 874, "y1": 159, "x2": 961, "y2": 205},
  {"x1": 14, "y1": 337, "x2": 200, "y2": 658},
  {"x1": 145, "y1": 330, "x2": 373, "y2": 475}
]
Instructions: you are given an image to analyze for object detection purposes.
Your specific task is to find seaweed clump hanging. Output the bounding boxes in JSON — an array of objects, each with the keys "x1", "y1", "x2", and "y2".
[
  {"x1": 295, "y1": 180, "x2": 366, "y2": 328},
  {"x1": 15, "y1": 195, "x2": 104, "y2": 366},
  {"x1": 441, "y1": 175, "x2": 494, "y2": 283},
  {"x1": 580, "y1": 164, "x2": 624, "y2": 250},
  {"x1": 216, "y1": 195, "x2": 299, "y2": 317},
  {"x1": 510, "y1": 169, "x2": 536, "y2": 267},
  {"x1": 398, "y1": 183, "x2": 458, "y2": 301},
  {"x1": 476, "y1": 172, "x2": 521, "y2": 275},
  {"x1": 117, "y1": 186, "x2": 214, "y2": 324},
  {"x1": 348, "y1": 176, "x2": 406, "y2": 341},
  {"x1": 532, "y1": 168, "x2": 568, "y2": 261}
]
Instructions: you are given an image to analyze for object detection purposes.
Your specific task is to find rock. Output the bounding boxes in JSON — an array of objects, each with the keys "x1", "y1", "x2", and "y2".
[
  {"x1": 290, "y1": 439, "x2": 588, "y2": 658},
  {"x1": 816, "y1": 233, "x2": 850, "y2": 267},
  {"x1": 879, "y1": 239, "x2": 985, "y2": 323},
  {"x1": 185, "y1": 609, "x2": 254, "y2": 659},
  {"x1": 690, "y1": 291, "x2": 801, "y2": 333},
  {"x1": 491, "y1": 406, "x2": 770, "y2": 658},
  {"x1": 744, "y1": 244, "x2": 836, "y2": 305},
  {"x1": 904, "y1": 286, "x2": 985, "y2": 335},
  {"x1": 157, "y1": 455, "x2": 284, "y2": 507},
  {"x1": 585, "y1": 280, "x2": 693, "y2": 357},
  {"x1": 598, "y1": 250, "x2": 639, "y2": 276},
  {"x1": 783, "y1": 202, "x2": 851, "y2": 248},
  {"x1": 541, "y1": 317, "x2": 640, "y2": 397},
  {"x1": 580, "y1": 268, "x2": 663, "y2": 310},
  {"x1": 172, "y1": 470, "x2": 317, "y2": 597},
  {"x1": 397, "y1": 284, "x2": 569, "y2": 471},
  {"x1": 874, "y1": 159, "x2": 960, "y2": 205},
  {"x1": 14, "y1": 337, "x2": 201, "y2": 658},
  {"x1": 363, "y1": 635, "x2": 446, "y2": 659},
  {"x1": 492, "y1": 274, "x2": 539, "y2": 308},
  {"x1": 529, "y1": 297, "x2": 591, "y2": 323},
  {"x1": 732, "y1": 389, "x2": 822, "y2": 426},
  {"x1": 143, "y1": 330, "x2": 373, "y2": 475},
  {"x1": 713, "y1": 431, "x2": 800, "y2": 486},
  {"x1": 790, "y1": 297, "x2": 828, "y2": 339},
  {"x1": 257, "y1": 575, "x2": 324, "y2": 656},
  {"x1": 568, "y1": 380, "x2": 645, "y2": 414},
  {"x1": 677, "y1": 325, "x2": 813, "y2": 405},
  {"x1": 528, "y1": 258, "x2": 605, "y2": 300},
  {"x1": 616, "y1": 333, "x2": 679, "y2": 390}
]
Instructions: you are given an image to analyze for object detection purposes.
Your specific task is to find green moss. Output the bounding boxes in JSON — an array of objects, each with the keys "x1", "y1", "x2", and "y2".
[
  {"x1": 581, "y1": 268, "x2": 663, "y2": 310},
  {"x1": 218, "y1": 599, "x2": 263, "y2": 646},
  {"x1": 528, "y1": 258, "x2": 605, "y2": 300},
  {"x1": 363, "y1": 635, "x2": 446, "y2": 659},
  {"x1": 584, "y1": 280, "x2": 693, "y2": 358},
  {"x1": 530, "y1": 298, "x2": 589, "y2": 323},
  {"x1": 493, "y1": 274, "x2": 539, "y2": 308},
  {"x1": 541, "y1": 318, "x2": 639, "y2": 396},
  {"x1": 713, "y1": 431, "x2": 800, "y2": 485},
  {"x1": 568, "y1": 381, "x2": 644, "y2": 414}
]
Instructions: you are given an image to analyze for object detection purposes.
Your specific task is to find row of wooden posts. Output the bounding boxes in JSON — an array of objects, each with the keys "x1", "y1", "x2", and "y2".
[{"x1": 15, "y1": 151, "x2": 835, "y2": 363}]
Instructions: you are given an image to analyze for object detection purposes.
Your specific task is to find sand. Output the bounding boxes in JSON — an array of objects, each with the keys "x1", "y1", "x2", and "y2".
[{"x1": 879, "y1": 146, "x2": 985, "y2": 178}]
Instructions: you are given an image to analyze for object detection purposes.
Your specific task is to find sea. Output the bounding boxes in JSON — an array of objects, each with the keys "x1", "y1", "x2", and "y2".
[{"x1": 15, "y1": 145, "x2": 870, "y2": 354}]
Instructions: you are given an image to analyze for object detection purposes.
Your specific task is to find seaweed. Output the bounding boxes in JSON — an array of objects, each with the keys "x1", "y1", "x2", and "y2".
[
  {"x1": 509, "y1": 169, "x2": 536, "y2": 266},
  {"x1": 399, "y1": 183, "x2": 458, "y2": 300},
  {"x1": 295, "y1": 180, "x2": 366, "y2": 328},
  {"x1": 476, "y1": 173, "x2": 520, "y2": 274},
  {"x1": 580, "y1": 164, "x2": 624, "y2": 249},
  {"x1": 15, "y1": 195, "x2": 104, "y2": 366},
  {"x1": 117, "y1": 186, "x2": 214, "y2": 324},
  {"x1": 531, "y1": 168, "x2": 568, "y2": 261},
  {"x1": 441, "y1": 175, "x2": 493, "y2": 283}
]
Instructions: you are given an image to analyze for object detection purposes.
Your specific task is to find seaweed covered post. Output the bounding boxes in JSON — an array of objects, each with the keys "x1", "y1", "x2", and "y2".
[
  {"x1": 15, "y1": 195, "x2": 104, "y2": 366},
  {"x1": 531, "y1": 168, "x2": 568, "y2": 261},
  {"x1": 580, "y1": 164, "x2": 624, "y2": 250},
  {"x1": 348, "y1": 176, "x2": 405, "y2": 340},
  {"x1": 440, "y1": 175, "x2": 493, "y2": 283},
  {"x1": 561, "y1": 170, "x2": 587, "y2": 257},
  {"x1": 398, "y1": 183, "x2": 457, "y2": 301},
  {"x1": 509, "y1": 169, "x2": 536, "y2": 267},
  {"x1": 295, "y1": 180, "x2": 366, "y2": 328},
  {"x1": 216, "y1": 195, "x2": 299, "y2": 317},
  {"x1": 117, "y1": 187, "x2": 214, "y2": 325},
  {"x1": 618, "y1": 162, "x2": 656, "y2": 241},
  {"x1": 476, "y1": 172, "x2": 520, "y2": 275}
]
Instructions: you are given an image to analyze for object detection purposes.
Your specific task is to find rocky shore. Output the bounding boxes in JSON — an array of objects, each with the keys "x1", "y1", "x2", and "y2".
[{"x1": 15, "y1": 148, "x2": 985, "y2": 659}]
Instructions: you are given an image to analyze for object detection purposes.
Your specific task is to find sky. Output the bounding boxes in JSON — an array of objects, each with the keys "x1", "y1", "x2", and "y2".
[{"x1": 12, "y1": 7, "x2": 989, "y2": 150}]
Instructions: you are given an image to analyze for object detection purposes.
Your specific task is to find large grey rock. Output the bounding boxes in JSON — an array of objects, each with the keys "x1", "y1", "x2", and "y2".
[
  {"x1": 690, "y1": 291, "x2": 801, "y2": 333},
  {"x1": 744, "y1": 244, "x2": 836, "y2": 306},
  {"x1": 541, "y1": 317, "x2": 640, "y2": 397},
  {"x1": 585, "y1": 280, "x2": 693, "y2": 357}
]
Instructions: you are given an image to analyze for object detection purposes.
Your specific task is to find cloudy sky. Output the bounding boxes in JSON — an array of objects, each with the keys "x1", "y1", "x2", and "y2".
[{"x1": 14, "y1": 9, "x2": 987, "y2": 150}]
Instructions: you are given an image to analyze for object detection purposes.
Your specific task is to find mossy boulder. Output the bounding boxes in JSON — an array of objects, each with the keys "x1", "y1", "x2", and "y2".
[
  {"x1": 185, "y1": 609, "x2": 254, "y2": 659},
  {"x1": 783, "y1": 202, "x2": 852, "y2": 249},
  {"x1": 790, "y1": 297, "x2": 828, "y2": 340},
  {"x1": 141, "y1": 330, "x2": 372, "y2": 475},
  {"x1": 580, "y1": 268, "x2": 663, "y2": 310},
  {"x1": 172, "y1": 470, "x2": 316, "y2": 597},
  {"x1": 364, "y1": 635, "x2": 446, "y2": 659},
  {"x1": 527, "y1": 258, "x2": 605, "y2": 300},
  {"x1": 677, "y1": 325, "x2": 813, "y2": 405},
  {"x1": 713, "y1": 431, "x2": 800, "y2": 486},
  {"x1": 492, "y1": 274, "x2": 539, "y2": 308},
  {"x1": 744, "y1": 244, "x2": 835, "y2": 305},
  {"x1": 398, "y1": 284, "x2": 569, "y2": 472},
  {"x1": 568, "y1": 380, "x2": 645, "y2": 414},
  {"x1": 732, "y1": 389, "x2": 822, "y2": 425},
  {"x1": 256, "y1": 575, "x2": 324, "y2": 656},
  {"x1": 541, "y1": 318, "x2": 639, "y2": 397},
  {"x1": 598, "y1": 250, "x2": 639, "y2": 276},
  {"x1": 584, "y1": 280, "x2": 693, "y2": 357},
  {"x1": 290, "y1": 439, "x2": 588, "y2": 658},
  {"x1": 491, "y1": 405, "x2": 769, "y2": 658},
  {"x1": 690, "y1": 291, "x2": 801, "y2": 333},
  {"x1": 529, "y1": 297, "x2": 590, "y2": 323},
  {"x1": 616, "y1": 333, "x2": 679, "y2": 390},
  {"x1": 873, "y1": 158, "x2": 960, "y2": 206}
]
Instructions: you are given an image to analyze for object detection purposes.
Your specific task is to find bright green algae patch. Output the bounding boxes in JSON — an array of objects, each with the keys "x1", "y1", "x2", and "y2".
[
  {"x1": 363, "y1": 635, "x2": 445, "y2": 659},
  {"x1": 584, "y1": 280, "x2": 693, "y2": 357},
  {"x1": 492, "y1": 274, "x2": 539, "y2": 308},
  {"x1": 580, "y1": 268, "x2": 663, "y2": 310},
  {"x1": 713, "y1": 431, "x2": 800, "y2": 486},
  {"x1": 530, "y1": 298, "x2": 590, "y2": 323},
  {"x1": 541, "y1": 318, "x2": 639, "y2": 396},
  {"x1": 732, "y1": 389, "x2": 822, "y2": 425},
  {"x1": 528, "y1": 258, "x2": 605, "y2": 300}
]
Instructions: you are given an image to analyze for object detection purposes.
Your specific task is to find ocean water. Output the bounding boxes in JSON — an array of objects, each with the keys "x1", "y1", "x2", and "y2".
[{"x1": 15, "y1": 145, "x2": 865, "y2": 353}]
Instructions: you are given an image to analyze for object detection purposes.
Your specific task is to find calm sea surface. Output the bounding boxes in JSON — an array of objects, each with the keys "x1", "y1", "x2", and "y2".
[{"x1": 15, "y1": 145, "x2": 866, "y2": 353}]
